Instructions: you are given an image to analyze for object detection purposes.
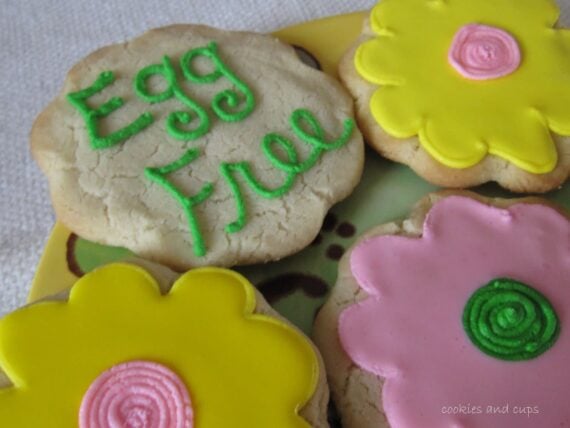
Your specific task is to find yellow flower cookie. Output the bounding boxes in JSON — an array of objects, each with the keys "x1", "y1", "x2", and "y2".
[
  {"x1": 340, "y1": 0, "x2": 570, "y2": 192},
  {"x1": 0, "y1": 264, "x2": 327, "y2": 427}
]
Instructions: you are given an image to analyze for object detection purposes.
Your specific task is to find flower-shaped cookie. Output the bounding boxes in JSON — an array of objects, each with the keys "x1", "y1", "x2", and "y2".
[
  {"x1": 32, "y1": 25, "x2": 363, "y2": 270},
  {"x1": 339, "y1": 196, "x2": 570, "y2": 427},
  {"x1": 0, "y1": 264, "x2": 319, "y2": 427},
  {"x1": 348, "y1": 0, "x2": 570, "y2": 190}
]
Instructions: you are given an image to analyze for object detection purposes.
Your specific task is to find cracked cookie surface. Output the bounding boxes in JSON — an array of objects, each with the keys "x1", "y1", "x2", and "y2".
[{"x1": 32, "y1": 24, "x2": 364, "y2": 269}]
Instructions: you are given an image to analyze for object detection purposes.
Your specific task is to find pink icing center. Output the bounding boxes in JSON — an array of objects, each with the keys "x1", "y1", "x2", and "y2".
[
  {"x1": 448, "y1": 24, "x2": 521, "y2": 80},
  {"x1": 79, "y1": 361, "x2": 193, "y2": 428}
]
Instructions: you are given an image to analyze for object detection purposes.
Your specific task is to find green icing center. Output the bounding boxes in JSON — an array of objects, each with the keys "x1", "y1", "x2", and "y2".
[{"x1": 463, "y1": 278, "x2": 560, "y2": 361}]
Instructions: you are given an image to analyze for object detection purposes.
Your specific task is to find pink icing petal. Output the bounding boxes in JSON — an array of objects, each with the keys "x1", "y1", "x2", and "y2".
[
  {"x1": 449, "y1": 24, "x2": 521, "y2": 80},
  {"x1": 79, "y1": 361, "x2": 193, "y2": 428},
  {"x1": 340, "y1": 196, "x2": 570, "y2": 428}
]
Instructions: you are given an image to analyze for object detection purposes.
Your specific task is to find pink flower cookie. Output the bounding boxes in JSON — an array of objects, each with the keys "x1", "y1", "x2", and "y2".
[{"x1": 314, "y1": 192, "x2": 570, "y2": 428}]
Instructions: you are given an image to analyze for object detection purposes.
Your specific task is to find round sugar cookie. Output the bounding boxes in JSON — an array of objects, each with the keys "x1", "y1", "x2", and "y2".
[
  {"x1": 339, "y1": 0, "x2": 570, "y2": 192},
  {"x1": 32, "y1": 24, "x2": 364, "y2": 270},
  {"x1": 314, "y1": 191, "x2": 570, "y2": 427}
]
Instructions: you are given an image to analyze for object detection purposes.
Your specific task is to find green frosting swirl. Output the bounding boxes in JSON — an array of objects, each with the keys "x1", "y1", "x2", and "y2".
[{"x1": 463, "y1": 278, "x2": 560, "y2": 361}]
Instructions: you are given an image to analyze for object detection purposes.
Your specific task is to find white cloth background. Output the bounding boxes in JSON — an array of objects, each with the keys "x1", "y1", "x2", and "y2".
[
  {"x1": 0, "y1": 0, "x2": 376, "y2": 316},
  {"x1": 2, "y1": 0, "x2": 570, "y2": 316}
]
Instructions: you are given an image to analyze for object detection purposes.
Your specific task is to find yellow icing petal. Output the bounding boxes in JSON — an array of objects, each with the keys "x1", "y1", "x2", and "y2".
[
  {"x1": 371, "y1": 0, "x2": 561, "y2": 33},
  {"x1": 420, "y1": 109, "x2": 557, "y2": 172},
  {"x1": 419, "y1": 117, "x2": 488, "y2": 168},
  {"x1": 0, "y1": 264, "x2": 318, "y2": 427},
  {"x1": 370, "y1": 86, "x2": 422, "y2": 138},
  {"x1": 486, "y1": 110, "x2": 558, "y2": 173},
  {"x1": 535, "y1": 32, "x2": 570, "y2": 135},
  {"x1": 356, "y1": 38, "x2": 405, "y2": 85}
]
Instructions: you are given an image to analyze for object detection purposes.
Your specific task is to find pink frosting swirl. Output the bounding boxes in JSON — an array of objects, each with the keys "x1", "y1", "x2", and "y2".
[
  {"x1": 449, "y1": 24, "x2": 521, "y2": 80},
  {"x1": 79, "y1": 361, "x2": 193, "y2": 428}
]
